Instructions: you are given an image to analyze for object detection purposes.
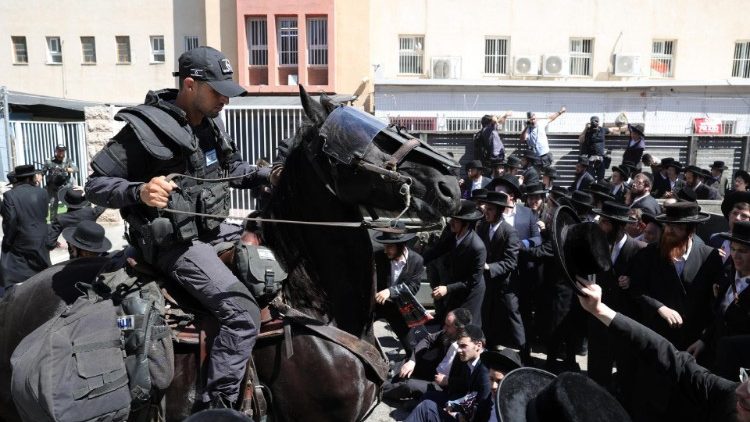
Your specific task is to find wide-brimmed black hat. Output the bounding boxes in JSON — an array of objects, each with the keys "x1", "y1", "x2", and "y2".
[
  {"x1": 711, "y1": 161, "x2": 727, "y2": 170},
  {"x1": 549, "y1": 186, "x2": 569, "y2": 202},
  {"x1": 585, "y1": 181, "x2": 615, "y2": 202},
  {"x1": 481, "y1": 191, "x2": 513, "y2": 208},
  {"x1": 504, "y1": 156, "x2": 523, "y2": 169},
  {"x1": 628, "y1": 123, "x2": 645, "y2": 136},
  {"x1": 593, "y1": 201, "x2": 636, "y2": 224},
  {"x1": 523, "y1": 182, "x2": 547, "y2": 197},
  {"x1": 520, "y1": 150, "x2": 538, "y2": 164},
  {"x1": 489, "y1": 157, "x2": 505, "y2": 167},
  {"x1": 552, "y1": 206, "x2": 611, "y2": 295},
  {"x1": 735, "y1": 170, "x2": 750, "y2": 185},
  {"x1": 58, "y1": 187, "x2": 90, "y2": 209},
  {"x1": 481, "y1": 347, "x2": 523, "y2": 374},
  {"x1": 660, "y1": 157, "x2": 675, "y2": 167},
  {"x1": 451, "y1": 200, "x2": 484, "y2": 222},
  {"x1": 488, "y1": 174, "x2": 522, "y2": 198},
  {"x1": 575, "y1": 156, "x2": 590, "y2": 167},
  {"x1": 677, "y1": 186, "x2": 698, "y2": 203},
  {"x1": 641, "y1": 212, "x2": 662, "y2": 228},
  {"x1": 471, "y1": 188, "x2": 488, "y2": 201},
  {"x1": 721, "y1": 191, "x2": 750, "y2": 219},
  {"x1": 496, "y1": 369, "x2": 631, "y2": 422},
  {"x1": 62, "y1": 221, "x2": 112, "y2": 253},
  {"x1": 718, "y1": 220, "x2": 750, "y2": 247},
  {"x1": 541, "y1": 166, "x2": 558, "y2": 179},
  {"x1": 374, "y1": 222, "x2": 416, "y2": 244},
  {"x1": 655, "y1": 202, "x2": 710, "y2": 224},
  {"x1": 664, "y1": 160, "x2": 683, "y2": 172},
  {"x1": 568, "y1": 190, "x2": 595, "y2": 211},
  {"x1": 611, "y1": 165, "x2": 630, "y2": 180},
  {"x1": 466, "y1": 160, "x2": 484, "y2": 170},
  {"x1": 684, "y1": 165, "x2": 704, "y2": 177},
  {"x1": 13, "y1": 164, "x2": 41, "y2": 179}
]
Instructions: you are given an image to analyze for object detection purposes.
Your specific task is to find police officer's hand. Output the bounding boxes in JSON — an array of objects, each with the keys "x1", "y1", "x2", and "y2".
[
  {"x1": 270, "y1": 165, "x2": 283, "y2": 187},
  {"x1": 140, "y1": 176, "x2": 178, "y2": 208}
]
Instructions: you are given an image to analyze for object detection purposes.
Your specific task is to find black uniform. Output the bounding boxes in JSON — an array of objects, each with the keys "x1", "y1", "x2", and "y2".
[
  {"x1": 85, "y1": 89, "x2": 269, "y2": 404},
  {"x1": 43, "y1": 156, "x2": 77, "y2": 219},
  {"x1": 0, "y1": 183, "x2": 51, "y2": 287}
]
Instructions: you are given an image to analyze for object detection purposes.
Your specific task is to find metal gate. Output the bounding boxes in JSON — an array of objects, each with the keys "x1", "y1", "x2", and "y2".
[
  {"x1": 12, "y1": 121, "x2": 88, "y2": 187},
  {"x1": 221, "y1": 106, "x2": 303, "y2": 212}
]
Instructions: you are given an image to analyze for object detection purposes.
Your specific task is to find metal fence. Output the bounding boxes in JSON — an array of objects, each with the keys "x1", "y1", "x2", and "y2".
[{"x1": 11, "y1": 121, "x2": 88, "y2": 187}]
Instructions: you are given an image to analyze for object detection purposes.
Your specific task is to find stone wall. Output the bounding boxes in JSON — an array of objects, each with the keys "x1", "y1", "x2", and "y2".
[{"x1": 84, "y1": 105, "x2": 123, "y2": 223}]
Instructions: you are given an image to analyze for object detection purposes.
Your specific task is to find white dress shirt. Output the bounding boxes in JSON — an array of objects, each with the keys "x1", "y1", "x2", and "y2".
[
  {"x1": 488, "y1": 220, "x2": 503, "y2": 240},
  {"x1": 390, "y1": 248, "x2": 409, "y2": 284},
  {"x1": 455, "y1": 230, "x2": 470, "y2": 247},
  {"x1": 436, "y1": 342, "x2": 458, "y2": 375},
  {"x1": 502, "y1": 209, "x2": 516, "y2": 227},
  {"x1": 611, "y1": 233, "x2": 628, "y2": 264},
  {"x1": 721, "y1": 272, "x2": 750, "y2": 313}
]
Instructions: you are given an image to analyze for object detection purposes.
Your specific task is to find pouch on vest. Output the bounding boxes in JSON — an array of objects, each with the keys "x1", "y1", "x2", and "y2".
[
  {"x1": 10, "y1": 296, "x2": 131, "y2": 422},
  {"x1": 167, "y1": 190, "x2": 200, "y2": 242},
  {"x1": 234, "y1": 244, "x2": 287, "y2": 302},
  {"x1": 197, "y1": 182, "x2": 230, "y2": 233}
]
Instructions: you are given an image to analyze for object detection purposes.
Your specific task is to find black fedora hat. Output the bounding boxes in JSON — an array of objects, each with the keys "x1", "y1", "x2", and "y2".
[
  {"x1": 481, "y1": 347, "x2": 523, "y2": 374},
  {"x1": 611, "y1": 165, "x2": 630, "y2": 180},
  {"x1": 551, "y1": 206, "x2": 612, "y2": 295},
  {"x1": 711, "y1": 160, "x2": 727, "y2": 170},
  {"x1": 568, "y1": 190, "x2": 595, "y2": 211},
  {"x1": 504, "y1": 155, "x2": 523, "y2": 169},
  {"x1": 549, "y1": 186, "x2": 569, "y2": 202},
  {"x1": 374, "y1": 222, "x2": 417, "y2": 244},
  {"x1": 481, "y1": 191, "x2": 513, "y2": 208},
  {"x1": 471, "y1": 188, "x2": 488, "y2": 201},
  {"x1": 585, "y1": 181, "x2": 615, "y2": 202},
  {"x1": 489, "y1": 157, "x2": 505, "y2": 167},
  {"x1": 665, "y1": 160, "x2": 683, "y2": 172},
  {"x1": 451, "y1": 200, "x2": 484, "y2": 222},
  {"x1": 655, "y1": 202, "x2": 710, "y2": 224},
  {"x1": 684, "y1": 165, "x2": 704, "y2": 177},
  {"x1": 628, "y1": 123, "x2": 645, "y2": 136},
  {"x1": 13, "y1": 164, "x2": 41, "y2": 179},
  {"x1": 488, "y1": 174, "x2": 522, "y2": 198},
  {"x1": 721, "y1": 191, "x2": 750, "y2": 219},
  {"x1": 520, "y1": 150, "x2": 538, "y2": 164},
  {"x1": 466, "y1": 160, "x2": 484, "y2": 170},
  {"x1": 718, "y1": 220, "x2": 750, "y2": 247},
  {"x1": 58, "y1": 187, "x2": 90, "y2": 209},
  {"x1": 735, "y1": 170, "x2": 750, "y2": 185},
  {"x1": 541, "y1": 166, "x2": 558, "y2": 179},
  {"x1": 593, "y1": 201, "x2": 636, "y2": 224},
  {"x1": 62, "y1": 221, "x2": 112, "y2": 253},
  {"x1": 523, "y1": 182, "x2": 547, "y2": 197},
  {"x1": 575, "y1": 156, "x2": 590, "y2": 167},
  {"x1": 496, "y1": 369, "x2": 631, "y2": 422}
]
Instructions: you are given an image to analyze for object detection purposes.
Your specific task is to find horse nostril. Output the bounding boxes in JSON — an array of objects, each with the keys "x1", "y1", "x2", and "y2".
[{"x1": 437, "y1": 181, "x2": 453, "y2": 199}]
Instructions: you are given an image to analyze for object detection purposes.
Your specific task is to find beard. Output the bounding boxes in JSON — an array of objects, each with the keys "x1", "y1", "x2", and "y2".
[{"x1": 659, "y1": 230, "x2": 689, "y2": 261}]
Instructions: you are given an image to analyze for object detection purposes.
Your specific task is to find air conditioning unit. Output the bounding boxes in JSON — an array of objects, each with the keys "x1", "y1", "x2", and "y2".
[
  {"x1": 512, "y1": 55, "x2": 539, "y2": 76},
  {"x1": 430, "y1": 57, "x2": 461, "y2": 79},
  {"x1": 613, "y1": 54, "x2": 641, "y2": 77},
  {"x1": 542, "y1": 54, "x2": 569, "y2": 77}
]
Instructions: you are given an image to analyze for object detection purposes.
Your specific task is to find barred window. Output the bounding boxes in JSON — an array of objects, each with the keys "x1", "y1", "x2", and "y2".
[
  {"x1": 722, "y1": 120, "x2": 736, "y2": 134},
  {"x1": 46, "y1": 36, "x2": 62, "y2": 64},
  {"x1": 651, "y1": 40, "x2": 675, "y2": 77},
  {"x1": 570, "y1": 38, "x2": 593, "y2": 76},
  {"x1": 446, "y1": 118, "x2": 482, "y2": 132},
  {"x1": 116, "y1": 36, "x2": 130, "y2": 64},
  {"x1": 307, "y1": 17, "x2": 328, "y2": 66},
  {"x1": 389, "y1": 116, "x2": 436, "y2": 131},
  {"x1": 246, "y1": 17, "x2": 268, "y2": 66},
  {"x1": 12, "y1": 36, "x2": 27, "y2": 64},
  {"x1": 732, "y1": 41, "x2": 750, "y2": 78},
  {"x1": 484, "y1": 37, "x2": 509, "y2": 75},
  {"x1": 277, "y1": 18, "x2": 298, "y2": 66},
  {"x1": 81, "y1": 36, "x2": 96, "y2": 64},
  {"x1": 399, "y1": 35, "x2": 424, "y2": 74},
  {"x1": 150, "y1": 35, "x2": 165, "y2": 63},
  {"x1": 185, "y1": 36, "x2": 199, "y2": 52}
]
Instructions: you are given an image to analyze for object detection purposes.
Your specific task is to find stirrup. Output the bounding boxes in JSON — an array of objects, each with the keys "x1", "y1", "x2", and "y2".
[{"x1": 209, "y1": 393, "x2": 234, "y2": 410}]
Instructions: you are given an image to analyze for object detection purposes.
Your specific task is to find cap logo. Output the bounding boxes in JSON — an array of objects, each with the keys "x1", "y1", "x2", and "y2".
[
  {"x1": 189, "y1": 68, "x2": 207, "y2": 79},
  {"x1": 219, "y1": 59, "x2": 233, "y2": 75}
]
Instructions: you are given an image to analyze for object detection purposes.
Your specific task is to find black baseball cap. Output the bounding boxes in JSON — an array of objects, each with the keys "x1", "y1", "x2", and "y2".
[{"x1": 173, "y1": 46, "x2": 246, "y2": 98}]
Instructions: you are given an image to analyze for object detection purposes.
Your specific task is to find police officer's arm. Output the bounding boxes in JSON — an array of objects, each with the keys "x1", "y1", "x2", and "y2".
[{"x1": 225, "y1": 155, "x2": 271, "y2": 189}]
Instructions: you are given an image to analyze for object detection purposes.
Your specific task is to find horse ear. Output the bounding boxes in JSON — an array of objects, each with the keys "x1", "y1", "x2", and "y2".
[
  {"x1": 319, "y1": 93, "x2": 337, "y2": 115},
  {"x1": 298, "y1": 84, "x2": 327, "y2": 125}
]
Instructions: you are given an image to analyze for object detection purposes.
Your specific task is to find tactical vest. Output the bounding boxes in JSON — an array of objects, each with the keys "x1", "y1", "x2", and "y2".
[
  {"x1": 101, "y1": 104, "x2": 236, "y2": 262},
  {"x1": 45, "y1": 158, "x2": 73, "y2": 187}
]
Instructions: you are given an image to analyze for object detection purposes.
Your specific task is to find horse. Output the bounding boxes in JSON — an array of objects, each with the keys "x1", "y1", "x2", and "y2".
[{"x1": 0, "y1": 85, "x2": 461, "y2": 422}]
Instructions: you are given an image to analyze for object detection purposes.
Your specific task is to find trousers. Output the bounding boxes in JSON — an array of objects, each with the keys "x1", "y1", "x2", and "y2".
[{"x1": 156, "y1": 223, "x2": 260, "y2": 403}]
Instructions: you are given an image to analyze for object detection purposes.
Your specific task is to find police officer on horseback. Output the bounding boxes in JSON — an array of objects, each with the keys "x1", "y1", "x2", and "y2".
[{"x1": 85, "y1": 46, "x2": 276, "y2": 409}]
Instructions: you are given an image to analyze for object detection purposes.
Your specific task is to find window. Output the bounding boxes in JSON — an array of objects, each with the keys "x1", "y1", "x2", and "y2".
[
  {"x1": 277, "y1": 18, "x2": 298, "y2": 66},
  {"x1": 651, "y1": 40, "x2": 675, "y2": 77},
  {"x1": 388, "y1": 116, "x2": 436, "y2": 131},
  {"x1": 80, "y1": 36, "x2": 96, "y2": 64},
  {"x1": 307, "y1": 17, "x2": 328, "y2": 66},
  {"x1": 246, "y1": 17, "x2": 268, "y2": 66},
  {"x1": 185, "y1": 36, "x2": 199, "y2": 52},
  {"x1": 484, "y1": 37, "x2": 509, "y2": 74},
  {"x1": 399, "y1": 35, "x2": 424, "y2": 74},
  {"x1": 150, "y1": 36, "x2": 165, "y2": 63},
  {"x1": 116, "y1": 36, "x2": 131, "y2": 63},
  {"x1": 732, "y1": 41, "x2": 750, "y2": 78},
  {"x1": 11, "y1": 36, "x2": 27, "y2": 64},
  {"x1": 46, "y1": 36, "x2": 62, "y2": 64},
  {"x1": 570, "y1": 38, "x2": 593, "y2": 76},
  {"x1": 446, "y1": 118, "x2": 482, "y2": 132},
  {"x1": 722, "y1": 120, "x2": 737, "y2": 134}
]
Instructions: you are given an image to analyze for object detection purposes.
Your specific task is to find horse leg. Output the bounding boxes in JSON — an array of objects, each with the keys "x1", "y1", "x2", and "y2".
[{"x1": 164, "y1": 343, "x2": 202, "y2": 422}]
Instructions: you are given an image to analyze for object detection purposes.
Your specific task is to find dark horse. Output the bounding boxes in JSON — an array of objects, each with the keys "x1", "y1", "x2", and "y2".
[{"x1": 0, "y1": 86, "x2": 460, "y2": 422}]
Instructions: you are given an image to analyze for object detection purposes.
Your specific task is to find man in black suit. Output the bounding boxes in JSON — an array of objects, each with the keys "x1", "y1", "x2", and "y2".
[
  {"x1": 610, "y1": 165, "x2": 630, "y2": 203},
  {"x1": 423, "y1": 200, "x2": 487, "y2": 326},
  {"x1": 46, "y1": 187, "x2": 106, "y2": 249},
  {"x1": 708, "y1": 192, "x2": 750, "y2": 277},
  {"x1": 373, "y1": 224, "x2": 428, "y2": 364},
  {"x1": 569, "y1": 156, "x2": 595, "y2": 192},
  {"x1": 519, "y1": 151, "x2": 540, "y2": 186},
  {"x1": 0, "y1": 165, "x2": 51, "y2": 290},
  {"x1": 652, "y1": 157, "x2": 674, "y2": 198},
  {"x1": 629, "y1": 172, "x2": 661, "y2": 216},
  {"x1": 685, "y1": 165, "x2": 721, "y2": 200},
  {"x1": 404, "y1": 325, "x2": 491, "y2": 422},
  {"x1": 461, "y1": 160, "x2": 491, "y2": 200},
  {"x1": 588, "y1": 201, "x2": 647, "y2": 405},
  {"x1": 476, "y1": 191, "x2": 522, "y2": 349}
]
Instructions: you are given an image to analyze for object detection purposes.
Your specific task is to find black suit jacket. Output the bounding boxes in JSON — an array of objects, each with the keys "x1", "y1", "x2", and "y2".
[
  {"x1": 631, "y1": 238, "x2": 724, "y2": 348},
  {"x1": 630, "y1": 194, "x2": 661, "y2": 216},
  {"x1": 609, "y1": 313, "x2": 737, "y2": 422},
  {"x1": 374, "y1": 247, "x2": 426, "y2": 298},
  {"x1": 46, "y1": 205, "x2": 106, "y2": 249},
  {"x1": 476, "y1": 220, "x2": 519, "y2": 290},
  {"x1": 423, "y1": 229, "x2": 487, "y2": 325},
  {"x1": 446, "y1": 358, "x2": 491, "y2": 402},
  {"x1": 703, "y1": 269, "x2": 750, "y2": 348},
  {"x1": 411, "y1": 330, "x2": 452, "y2": 380},
  {"x1": 610, "y1": 184, "x2": 627, "y2": 204},
  {"x1": 569, "y1": 171, "x2": 594, "y2": 192},
  {"x1": 695, "y1": 183, "x2": 720, "y2": 200},
  {"x1": 652, "y1": 172, "x2": 671, "y2": 198},
  {"x1": 0, "y1": 183, "x2": 51, "y2": 287},
  {"x1": 522, "y1": 166, "x2": 539, "y2": 185},
  {"x1": 597, "y1": 235, "x2": 646, "y2": 316}
]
